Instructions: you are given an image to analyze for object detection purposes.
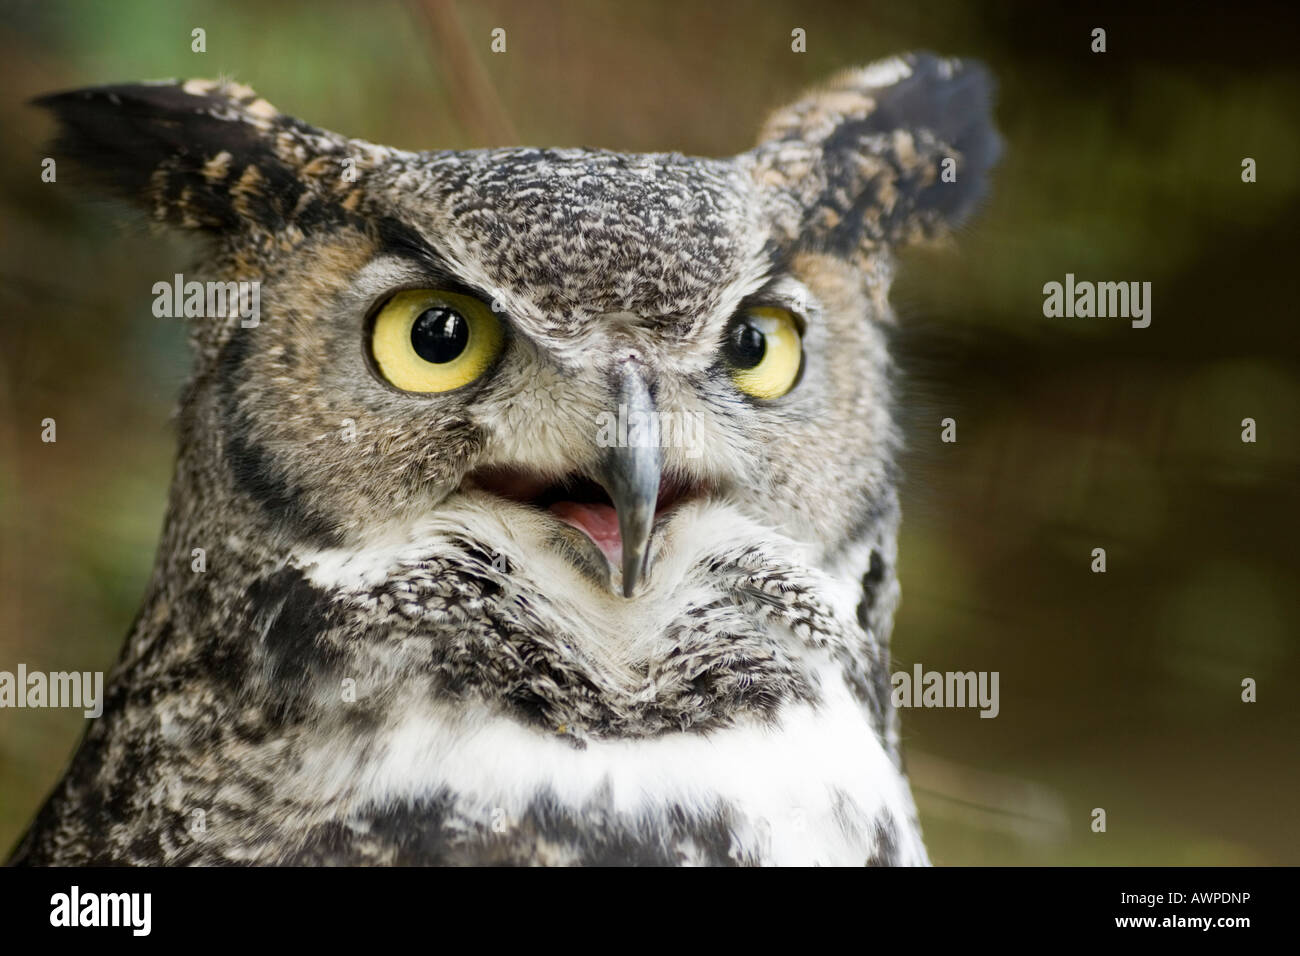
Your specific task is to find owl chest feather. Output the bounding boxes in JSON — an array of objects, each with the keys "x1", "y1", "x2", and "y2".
[
  {"x1": 238, "y1": 517, "x2": 914, "y2": 863},
  {"x1": 252, "y1": 677, "x2": 927, "y2": 866},
  {"x1": 14, "y1": 552, "x2": 919, "y2": 866}
]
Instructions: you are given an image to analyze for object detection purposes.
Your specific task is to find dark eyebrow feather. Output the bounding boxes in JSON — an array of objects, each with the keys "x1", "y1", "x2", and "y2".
[
  {"x1": 373, "y1": 216, "x2": 446, "y2": 269},
  {"x1": 371, "y1": 216, "x2": 492, "y2": 301}
]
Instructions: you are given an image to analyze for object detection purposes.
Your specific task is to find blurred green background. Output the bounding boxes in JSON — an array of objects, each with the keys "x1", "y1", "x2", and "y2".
[{"x1": 1, "y1": 0, "x2": 1297, "y2": 864}]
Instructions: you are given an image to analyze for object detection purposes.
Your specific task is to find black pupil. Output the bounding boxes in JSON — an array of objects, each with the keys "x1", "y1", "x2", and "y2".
[
  {"x1": 726, "y1": 321, "x2": 767, "y2": 369},
  {"x1": 410, "y1": 307, "x2": 469, "y2": 363}
]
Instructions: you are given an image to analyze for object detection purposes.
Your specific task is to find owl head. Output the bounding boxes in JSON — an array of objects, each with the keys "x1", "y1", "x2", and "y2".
[{"x1": 36, "y1": 54, "x2": 996, "y2": 637}]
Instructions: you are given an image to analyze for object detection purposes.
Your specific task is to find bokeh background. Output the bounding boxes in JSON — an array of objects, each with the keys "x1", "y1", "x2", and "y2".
[{"x1": 1, "y1": 0, "x2": 1297, "y2": 864}]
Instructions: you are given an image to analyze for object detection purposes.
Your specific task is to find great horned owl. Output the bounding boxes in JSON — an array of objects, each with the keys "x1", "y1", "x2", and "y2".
[{"x1": 12, "y1": 52, "x2": 997, "y2": 866}]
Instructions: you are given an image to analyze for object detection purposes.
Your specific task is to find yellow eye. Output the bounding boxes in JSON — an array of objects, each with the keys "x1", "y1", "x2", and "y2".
[
  {"x1": 723, "y1": 306, "x2": 803, "y2": 399},
  {"x1": 369, "y1": 289, "x2": 504, "y2": 393}
]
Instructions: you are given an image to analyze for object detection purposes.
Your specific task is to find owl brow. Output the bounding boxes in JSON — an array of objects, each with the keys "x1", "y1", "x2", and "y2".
[
  {"x1": 371, "y1": 216, "x2": 480, "y2": 296},
  {"x1": 760, "y1": 238, "x2": 793, "y2": 277},
  {"x1": 736, "y1": 244, "x2": 811, "y2": 313},
  {"x1": 736, "y1": 276, "x2": 813, "y2": 329}
]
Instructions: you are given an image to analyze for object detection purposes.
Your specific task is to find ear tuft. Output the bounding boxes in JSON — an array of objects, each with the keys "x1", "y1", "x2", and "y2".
[
  {"x1": 32, "y1": 79, "x2": 362, "y2": 235},
  {"x1": 751, "y1": 52, "x2": 1000, "y2": 254}
]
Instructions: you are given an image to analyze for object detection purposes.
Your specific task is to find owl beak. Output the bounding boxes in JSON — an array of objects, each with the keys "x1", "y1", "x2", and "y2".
[{"x1": 598, "y1": 361, "x2": 662, "y2": 598}]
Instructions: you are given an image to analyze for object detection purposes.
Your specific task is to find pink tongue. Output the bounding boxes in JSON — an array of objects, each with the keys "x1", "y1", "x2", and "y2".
[{"x1": 549, "y1": 501, "x2": 622, "y2": 565}]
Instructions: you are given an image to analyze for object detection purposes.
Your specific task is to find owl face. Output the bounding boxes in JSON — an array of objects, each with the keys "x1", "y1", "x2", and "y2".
[
  {"x1": 211, "y1": 151, "x2": 900, "y2": 600},
  {"x1": 39, "y1": 56, "x2": 997, "y2": 606}
]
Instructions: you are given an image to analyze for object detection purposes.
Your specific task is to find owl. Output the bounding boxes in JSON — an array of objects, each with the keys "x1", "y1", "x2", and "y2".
[{"x1": 11, "y1": 52, "x2": 997, "y2": 866}]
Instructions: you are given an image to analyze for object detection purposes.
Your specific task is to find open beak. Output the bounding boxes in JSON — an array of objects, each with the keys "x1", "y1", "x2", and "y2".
[
  {"x1": 596, "y1": 361, "x2": 662, "y2": 597},
  {"x1": 463, "y1": 359, "x2": 700, "y2": 599}
]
